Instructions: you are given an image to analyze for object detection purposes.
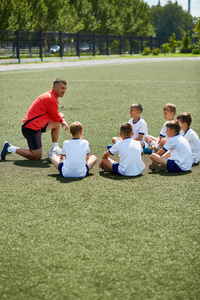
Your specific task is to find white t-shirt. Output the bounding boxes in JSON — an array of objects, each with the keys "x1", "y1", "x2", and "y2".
[
  {"x1": 160, "y1": 121, "x2": 168, "y2": 138},
  {"x1": 109, "y1": 137, "x2": 145, "y2": 176},
  {"x1": 163, "y1": 134, "x2": 193, "y2": 171},
  {"x1": 181, "y1": 128, "x2": 200, "y2": 164},
  {"x1": 128, "y1": 117, "x2": 148, "y2": 147},
  {"x1": 61, "y1": 139, "x2": 90, "y2": 178}
]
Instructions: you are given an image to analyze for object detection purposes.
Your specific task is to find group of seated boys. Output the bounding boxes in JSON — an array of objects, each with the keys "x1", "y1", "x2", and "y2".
[{"x1": 51, "y1": 103, "x2": 200, "y2": 178}]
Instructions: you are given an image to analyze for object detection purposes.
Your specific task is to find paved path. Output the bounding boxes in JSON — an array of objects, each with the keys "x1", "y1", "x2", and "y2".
[{"x1": 0, "y1": 56, "x2": 200, "y2": 72}]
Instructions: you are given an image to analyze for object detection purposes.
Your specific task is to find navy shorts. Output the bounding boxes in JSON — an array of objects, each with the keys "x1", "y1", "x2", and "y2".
[
  {"x1": 58, "y1": 163, "x2": 89, "y2": 178},
  {"x1": 167, "y1": 159, "x2": 184, "y2": 173},
  {"x1": 22, "y1": 123, "x2": 48, "y2": 150},
  {"x1": 112, "y1": 162, "x2": 122, "y2": 175}
]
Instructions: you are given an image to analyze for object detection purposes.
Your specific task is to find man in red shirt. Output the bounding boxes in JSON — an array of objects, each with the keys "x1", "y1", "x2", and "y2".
[{"x1": 1, "y1": 78, "x2": 68, "y2": 160}]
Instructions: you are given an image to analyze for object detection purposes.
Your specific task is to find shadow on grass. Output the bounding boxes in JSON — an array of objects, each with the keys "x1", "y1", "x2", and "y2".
[
  {"x1": 48, "y1": 172, "x2": 95, "y2": 183},
  {"x1": 147, "y1": 170, "x2": 192, "y2": 177},
  {"x1": 13, "y1": 158, "x2": 51, "y2": 168},
  {"x1": 99, "y1": 170, "x2": 143, "y2": 180}
]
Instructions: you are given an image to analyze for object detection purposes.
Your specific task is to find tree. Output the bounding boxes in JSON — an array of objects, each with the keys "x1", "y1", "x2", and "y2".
[
  {"x1": 150, "y1": 1, "x2": 195, "y2": 40},
  {"x1": 168, "y1": 33, "x2": 177, "y2": 52}
]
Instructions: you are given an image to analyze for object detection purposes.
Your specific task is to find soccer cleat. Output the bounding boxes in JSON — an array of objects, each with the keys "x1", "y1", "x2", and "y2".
[
  {"x1": 1, "y1": 141, "x2": 11, "y2": 160},
  {"x1": 107, "y1": 145, "x2": 112, "y2": 150},
  {"x1": 149, "y1": 163, "x2": 166, "y2": 171},
  {"x1": 102, "y1": 165, "x2": 111, "y2": 172}
]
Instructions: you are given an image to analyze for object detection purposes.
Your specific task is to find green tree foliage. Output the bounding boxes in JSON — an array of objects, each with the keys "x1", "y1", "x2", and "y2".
[
  {"x1": 0, "y1": 0, "x2": 153, "y2": 36},
  {"x1": 168, "y1": 33, "x2": 177, "y2": 52},
  {"x1": 150, "y1": 1, "x2": 194, "y2": 40}
]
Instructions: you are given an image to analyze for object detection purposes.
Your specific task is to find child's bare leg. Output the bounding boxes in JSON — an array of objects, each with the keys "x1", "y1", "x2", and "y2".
[
  {"x1": 145, "y1": 134, "x2": 156, "y2": 144},
  {"x1": 86, "y1": 155, "x2": 97, "y2": 170},
  {"x1": 51, "y1": 154, "x2": 60, "y2": 169},
  {"x1": 112, "y1": 137, "x2": 122, "y2": 144},
  {"x1": 150, "y1": 153, "x2": 167, "y2": 168},
  {"x1": 101, "y1": 157, "x2": 116, "y2": 172},
  {"x1": 160, "y1": 138, "x2": 167, "y2": 147}
]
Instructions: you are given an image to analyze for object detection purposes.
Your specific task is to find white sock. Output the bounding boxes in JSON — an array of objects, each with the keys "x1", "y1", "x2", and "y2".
[
  {"x1": 52, "y1": 142, "x2": 58, "y2": 148},
  {"x1": 8, "y1": 146, "x2": 16, "y2": 153},
  {"x1": 149, "y1": 140, "x2": 155, "y2": 147}
]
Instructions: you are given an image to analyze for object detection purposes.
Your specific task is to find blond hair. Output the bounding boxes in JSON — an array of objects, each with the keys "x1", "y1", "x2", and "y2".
[
  {"x1": 163, "y1": 103, "x2": 176, "y2": 114},
  {"x1": 70, "y1": 121, "x2": 83, "y2": 137}
]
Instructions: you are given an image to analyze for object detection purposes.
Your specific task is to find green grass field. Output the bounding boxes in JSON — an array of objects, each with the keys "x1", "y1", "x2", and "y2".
[{"x1": 0, "y1": 58, "x2": 200, "y2": 300}]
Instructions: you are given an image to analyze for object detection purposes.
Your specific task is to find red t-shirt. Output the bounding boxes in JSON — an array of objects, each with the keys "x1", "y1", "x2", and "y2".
[{"x1": 22, "y1": 89, "x2": 63, "y2": 131}]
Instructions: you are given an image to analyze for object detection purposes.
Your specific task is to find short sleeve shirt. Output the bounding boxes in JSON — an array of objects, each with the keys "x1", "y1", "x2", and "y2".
[{"x1": 61, "y1": 139, "x2": 90, "y2": 178}]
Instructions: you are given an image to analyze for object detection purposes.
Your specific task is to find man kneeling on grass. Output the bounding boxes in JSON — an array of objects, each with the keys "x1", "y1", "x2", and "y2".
[
  {"x1": 99, "y1": 122, "x2": 145, "y2": 176},
  {"x1": 149, "y1": 120, "x2": 193, "y2": 172},
  {"x1": 51, "y1": 121, "x2": 97, "y2": 178}
]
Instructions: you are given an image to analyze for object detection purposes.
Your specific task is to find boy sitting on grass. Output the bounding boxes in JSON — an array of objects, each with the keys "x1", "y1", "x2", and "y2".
[
  {"x1": 177, "y1": 112, "x2": 200, "y2": 164},
  {"x1": 99, "y1": 122, "x2": 145, "y2": 176},
  {"x1": 145, "y1": 103, "x2": 176, "y2": 152},
  {"x1": 149, "y1": 120, "x2": 193, "y2": 172},
  {"x1": 51, "y1": 121, "x2": 97, "y2": 178},
  {"x1": 110, "y1": 103, "x2": 148, "y2": 149}
]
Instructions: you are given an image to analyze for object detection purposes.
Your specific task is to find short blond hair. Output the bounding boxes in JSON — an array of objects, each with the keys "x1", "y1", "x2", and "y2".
[
  {"x1": 163, "y1": 103, "x2": 176, "y2": 114},
  {"x1": 70, "y1": 121, "x2": 83, "y2": 136}
]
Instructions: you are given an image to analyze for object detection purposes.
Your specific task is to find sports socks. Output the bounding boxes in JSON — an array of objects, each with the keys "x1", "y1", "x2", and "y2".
[
  {"x1": 8, "y1": 146, "x2": 16, "y2": 153},
  {"x1": 52, "y1": 142, "x2": 59, "y2": 148}
]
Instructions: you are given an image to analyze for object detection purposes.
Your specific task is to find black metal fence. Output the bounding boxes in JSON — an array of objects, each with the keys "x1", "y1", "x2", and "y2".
[{"x1": 0, "y1": 30, "x2": 169, "y2": 62}]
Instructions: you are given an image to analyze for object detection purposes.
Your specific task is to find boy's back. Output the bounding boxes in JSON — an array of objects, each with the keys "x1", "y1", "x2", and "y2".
[
  {"x1": 163, "y1": 134, "x2": 193, "y2": 171},
  {"x1": 62, "y1": 139, "x2": 90, "y2": 178},
  {"x1": 109, "y1": 138, "x2": 145, "y2": 176},
  {"x1": 182, "y1": 128, "x2": 200, "y2": 164}
]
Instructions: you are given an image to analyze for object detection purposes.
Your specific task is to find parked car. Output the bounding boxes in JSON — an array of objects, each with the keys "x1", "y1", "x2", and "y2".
[
  {"x1": 50, "y1": 46, "x2": 60, "y2": 53},
  {"x1": 80, "y1": 44, "x2": 97, "y2": 53}
]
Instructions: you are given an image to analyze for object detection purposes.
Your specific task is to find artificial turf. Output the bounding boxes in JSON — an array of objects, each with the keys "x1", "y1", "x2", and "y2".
[{"x1": 0, "y1": 58, "x2": 200, "y2": 300}]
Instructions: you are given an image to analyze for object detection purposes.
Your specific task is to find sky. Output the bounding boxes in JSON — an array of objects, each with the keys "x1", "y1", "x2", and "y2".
[{"x1": 145, "y1": 0, "x2": 200, "y2": 18}]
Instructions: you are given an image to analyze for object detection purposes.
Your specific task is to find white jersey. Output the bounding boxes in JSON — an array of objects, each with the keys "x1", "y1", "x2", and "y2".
[
  {"x1": 61, "y1": 139, "x2": 90, "y2": 178},
  {"x1": 160, "y1": 121, "x2": 168, "y2": 138},
  {"x1": 128, "y1": 117, "x2": 148, "y2": 147},
  {"x1": 163, "y1": 134, "x2": 193, "y2": 171},
  {"x1": 109, "y1": 137, "x2": 145, "y2": 176},
  {"x1": 181, "y1": 128, "x2": 200, "y2": 164}
]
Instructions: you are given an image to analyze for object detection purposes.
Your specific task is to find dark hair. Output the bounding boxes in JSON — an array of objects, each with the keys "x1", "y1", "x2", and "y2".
[
  {"x1": 70, "y1": 121, "x2": 83, "y2": 136},
  {"x1": 166, "y1": 120, "x2": 180, "y2": 134},
  {"x1": 177, "y1": 112, "x2": 192, "y2": 127},
  {"x1": 130, "y1": 103, "x2": 143, "y2": 113},
  {"x1": 53, "y1": 78, "x2": 67, "y2": 86},
  {"x1": 120, "y1": 122, "x2": 133, "y2": 137}
]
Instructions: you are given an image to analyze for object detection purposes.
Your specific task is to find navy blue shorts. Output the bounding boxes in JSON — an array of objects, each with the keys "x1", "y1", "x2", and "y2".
[
  {"x1": 167, "y1": 159, "x2": 184, "y2": 173},
  {"x1": 22, "y1": 123, "x2": 48, "y2": 150},
  {"x1": 58, "y1": 163, "x2": 89, "y2": 177},
  {"x1": 112, "y1": 162, "x2": 122, "y2": 175}
]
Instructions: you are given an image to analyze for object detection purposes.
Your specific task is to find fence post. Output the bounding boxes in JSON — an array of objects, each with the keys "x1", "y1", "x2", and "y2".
[
  {"x1": 141, "y1": 35, "x2": 143, "y2": 53},
  {"x1": 150, "y1": 36, "x2": 153, "y2": 50},
  {"x1": 92, "y1": 32, "x2": 95, "y2": 56},
  {"x1": 76, "y1": 32, "x2": 80, "y2": 57},
  {"x1": 130, "y1": 34, "x2": 133, "y2": 55},
  {"x1": 59, "y1": 31, "x2": 63, "y2": 59},
  {"x1": 119, "y1": 35, "x2": 122, "y2": 55},
  {"x1": 39, "y1": 30, "x2": 43, "y2": 61},
  {"x1": 16, "y1": 30, "x2": 20, "y2": 63},
  {"x1": 107, "y1": 34, "x2": 109, "y2": 56}
]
